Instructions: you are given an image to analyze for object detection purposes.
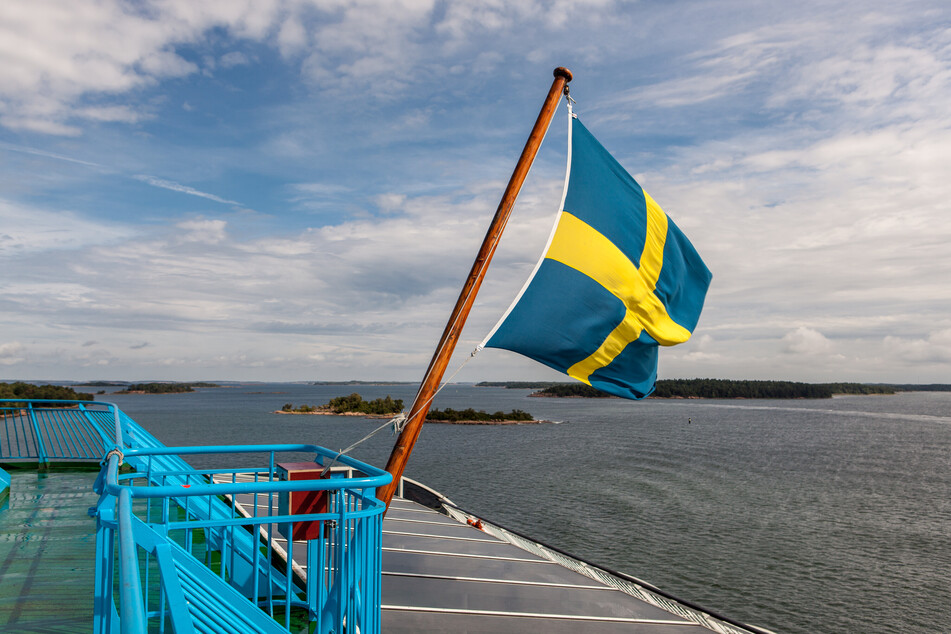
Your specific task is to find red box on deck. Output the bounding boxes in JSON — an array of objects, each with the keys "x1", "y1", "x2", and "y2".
[{"x1": 277, "y1": 462, "x2": 329, "y2": 541}]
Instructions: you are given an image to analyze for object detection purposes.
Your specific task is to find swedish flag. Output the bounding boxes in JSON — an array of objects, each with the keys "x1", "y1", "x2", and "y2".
[{"x1": 482, "y1": 116, "x2": 712, "y2": 400}]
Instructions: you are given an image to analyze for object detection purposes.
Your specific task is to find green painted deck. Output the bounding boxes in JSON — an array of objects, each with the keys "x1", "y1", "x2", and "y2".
[{"x1": 0, "y1": 470, "x2": 100, "y2": 633}]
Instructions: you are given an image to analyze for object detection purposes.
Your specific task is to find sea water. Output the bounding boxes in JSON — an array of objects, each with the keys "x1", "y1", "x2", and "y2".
[{"x1": 104, "y1": 384, "x2": 951, "y2": 634}]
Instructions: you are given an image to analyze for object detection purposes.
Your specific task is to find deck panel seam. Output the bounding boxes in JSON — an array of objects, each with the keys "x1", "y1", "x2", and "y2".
[
  {"x1": 381, "y1": 604, "x2": 697, "y2": 625},
  {"x1": 383, "y1": 529, "x2": 501, "y2": 543},
  {"x1": 384, "y1": 570, "x2": 609, "y2": 590},
  {"x1": 382, "y1": 547, "x2": 557, "y2": 563}
]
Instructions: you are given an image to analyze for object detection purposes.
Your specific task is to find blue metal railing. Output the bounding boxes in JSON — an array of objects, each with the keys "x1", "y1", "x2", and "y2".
[
  {"x1": 2, "y1": 399, "x2": 391, "y2": 633},
  {"x1": 1, "y1": 399, "x2": 114, "y2": 464},
  {"x1": 95, "y1": 444, "x2": 389, "y2": 633}
]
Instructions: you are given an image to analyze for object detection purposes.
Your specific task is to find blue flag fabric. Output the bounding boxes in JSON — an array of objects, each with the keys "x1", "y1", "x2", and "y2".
[{"x1": 482, "y1": 116, "x2": 712, "y2": 399}]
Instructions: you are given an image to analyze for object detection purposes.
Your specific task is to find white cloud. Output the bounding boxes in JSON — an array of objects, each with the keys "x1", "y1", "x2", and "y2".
[
  {"x1": 276, "y1": 19, "x2": 308, "y2": 58},
  {"x1": 374, "y1": 193, "x2": 406, "y2": 213},
  {"x1": 679, "y1": 334, "x2": 721, "y2": 362},
  {"x1": 0, "y1": 174, "x2": 561, "y2": 379},
  {"x1": 176, "y1": 219, "x2": 228, "y2": 244},
  {"x1": 782, "y1": 327, "x2": 833, "y2": 355},
  {"x1": 884, "y1": 330, "x2": 951, "y2": 364},
  {"x1": 0, "y1": 198, "x2": 135, "y2": 256},
  {"x1": 0, "y1": 342, "x2": 25, "y2": 365},
  {"x1": 2, "y1": 1, "x2": 951, "y2": 383},
  {"x1": 219, "y1": 51, "x2": 251, "y2": 68},
  {"x1": 74, "y1": 105, "x2": 146, "y2": 124},
  {"x1": 0, "y1": 0, "x2": 632, "y2": 135},
  {"x1": 0, "y1": 0, "x2": 284, "y2": 134}
]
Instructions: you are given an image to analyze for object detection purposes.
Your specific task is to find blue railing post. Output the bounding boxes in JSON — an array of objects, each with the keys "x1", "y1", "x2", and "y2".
[
  {"x1": 307, "y1": 532, "x2": 324, "y2": 633},
  {"x1": 93, "y1": 469, "x2": 118, "y2": 634},
  {"x1": 26, "y1": 402, "x2": 49, "y2": 468},
  {"x1": 117, "y1": 487, "x2": 147, "y2": 634},
  {"x1": 93, "y1": 519, "x2": 117, "y2": 633}
]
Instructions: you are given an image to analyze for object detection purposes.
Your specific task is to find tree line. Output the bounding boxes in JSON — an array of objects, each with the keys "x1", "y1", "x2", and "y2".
[
  {"x1": 296, "y1": 393, "x2": 405, "y2": 415},
  {"x1": 532, "y1": 379, "x2": 903, "y2": 399},
  {"x1": 426, "y1": 408, "x2": 534, "y2": 422},
  {"x1": 115, "y1": 382, "x2": 217, "y2": 394},
  {"x1": 0, "y1": 382, "x2": 93, "y2": 404}
]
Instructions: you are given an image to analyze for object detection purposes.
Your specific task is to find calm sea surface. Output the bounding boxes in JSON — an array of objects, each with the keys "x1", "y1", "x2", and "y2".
[{"x1": 104, "y1": 384, "x2": 951, "y2": 634}]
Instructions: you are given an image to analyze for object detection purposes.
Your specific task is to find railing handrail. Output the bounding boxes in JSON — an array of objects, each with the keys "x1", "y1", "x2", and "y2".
[
  {"x1": 106, "y1": 443, "x2": 390, "y2": 498},
  {"x1": 0, "y1": 398, "x2": 113, "y2": 406},
  {"x1": 124, "y1": 442, "x2": 389, "y2": 472},
  {"x1": 110, "y1": 476, "x2": 389, "y2": 498},
  {"x1": 1, "y1": 398, "x2": 123, "y2": 464}
]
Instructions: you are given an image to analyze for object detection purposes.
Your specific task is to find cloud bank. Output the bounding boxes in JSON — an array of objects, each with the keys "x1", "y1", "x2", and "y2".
[{"x1": 1, "y1": 0, "x2": 950, "y2": 383}]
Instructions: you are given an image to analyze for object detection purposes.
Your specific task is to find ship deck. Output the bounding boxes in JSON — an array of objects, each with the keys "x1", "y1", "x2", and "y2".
[
  {"x1": 220, "y1": 472, "x2": 725, "y2": 633},
  {"x1": 381, "y1": 497, "x2": 701, "y2": 633},
  {"x1": 1, "y1": 469, "x2": 742, "y2": 633}
]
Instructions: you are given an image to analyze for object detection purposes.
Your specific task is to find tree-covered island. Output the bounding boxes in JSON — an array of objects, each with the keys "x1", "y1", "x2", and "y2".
[
  {"x1": 0, "y1": 382, "x2": 93, "y2": 404},
  {"x1": 526, "y1": 379, "x2": 904, "y2": 399},
  {"x1": 115, "y1": 382, "x2": 219, "y2": 394},
  {"x1": 277, "y1": 393, "x2": 404, "y2": 417},
  {"x1": 276, "y1": 393, "x2": 543, "y2": 424},
  {"x1": 425, "y1": 407, "x2": 536, "y2": 424}
]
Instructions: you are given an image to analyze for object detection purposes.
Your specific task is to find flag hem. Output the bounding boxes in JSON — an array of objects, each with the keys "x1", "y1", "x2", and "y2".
[{"x1": 480, "y1": 103, "x2": 575, "y2": 349}]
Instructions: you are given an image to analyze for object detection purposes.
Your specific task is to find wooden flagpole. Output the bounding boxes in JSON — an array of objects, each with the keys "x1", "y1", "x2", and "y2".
[{"x1": 378, "y1": 67, "x2": 573, "y2": 511}]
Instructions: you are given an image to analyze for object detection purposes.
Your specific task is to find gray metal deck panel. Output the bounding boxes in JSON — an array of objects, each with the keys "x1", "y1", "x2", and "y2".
[
  {"x1": 381, "y1": 574, "x2": 692, "y2": 620},
  {"x1": 380, "y1": 611, "x2": 704, "y2": 634},
  {"x1": 383, "y1": 549, "x2": 598, "y2": 586},
  {"x1": 223, "y1": 480, "x2": 734, "y2": 633},
  {"x1": 378, "y1": 498, "x2": 700, "y2": 631}
]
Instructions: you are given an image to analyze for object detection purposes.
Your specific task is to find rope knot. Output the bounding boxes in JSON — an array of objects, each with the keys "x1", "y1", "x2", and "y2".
[
  {"x1": 391, "y1": 413, "x2": 408, "y2": 434},
  {"x1": 102, "y1": 447, "x2": 124, "y2": 467}
]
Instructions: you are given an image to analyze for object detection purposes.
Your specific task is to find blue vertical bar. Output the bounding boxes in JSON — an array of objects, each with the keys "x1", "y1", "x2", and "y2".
[
  {"x1": 54, "y1": 408, "x2": 86, "y2": 458},
  {"x1": 93, "y1": 514, "x2": 116, "y2": 633},
  {"x1": 335, "y1": 490, "x2": 346, "y2": 633},
  {"x1": 26, "y1": 403, "x2": 48, "y2": 467},
  {"x1": 0, "y1": 411, "x2": 9, "y2": 459},
  {"x1": 251, "y1": 469, "x2": 261, "y2": 605},
  {"x1": 46, "y1": 409, "x2": 70, "y2": 458},
  {"x1": 117, "y1": 488, "x2": 147, "y2": 633}
]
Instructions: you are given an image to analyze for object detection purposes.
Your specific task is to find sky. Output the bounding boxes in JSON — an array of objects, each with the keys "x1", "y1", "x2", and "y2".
[{"x1": 1, "y1": 0, "x2": 950, "y2": 385}]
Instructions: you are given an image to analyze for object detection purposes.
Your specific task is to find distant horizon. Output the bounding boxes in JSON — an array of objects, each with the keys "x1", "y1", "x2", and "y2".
[{"x1": 4, "y1": 377, "x2": 950, "y2": 389}]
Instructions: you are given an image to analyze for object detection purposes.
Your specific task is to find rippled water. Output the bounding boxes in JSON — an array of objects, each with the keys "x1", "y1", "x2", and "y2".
[{"x1": 105, "y1": 385, "x2": 951, "y2": 634}]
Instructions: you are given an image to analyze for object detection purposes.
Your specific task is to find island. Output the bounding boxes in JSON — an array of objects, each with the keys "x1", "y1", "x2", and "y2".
[
  {"x1": 425, "y1": 407, "x2": 539, "y2": 425},
  {"x1": 527, "y1": 379, "x2": 903, "y2": 399},
  {"x1": 114, "y1": 382, "x2": 219, "y2": 394},
  {"x1": 73, "y1": 381, "x2": 130, "y2": 387},
  {"x1": 278, "y1": 393, "x2": 404, "y2": 416},
  {"x1": 0, "y1": 381, "x2": 93, "y2": 404},
  {"x1": 275, "y1": 393, "x2": 545, "y2": 424},
  {"x1": 476, "y1": 381, "x2": 564, "y2": 389}
]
